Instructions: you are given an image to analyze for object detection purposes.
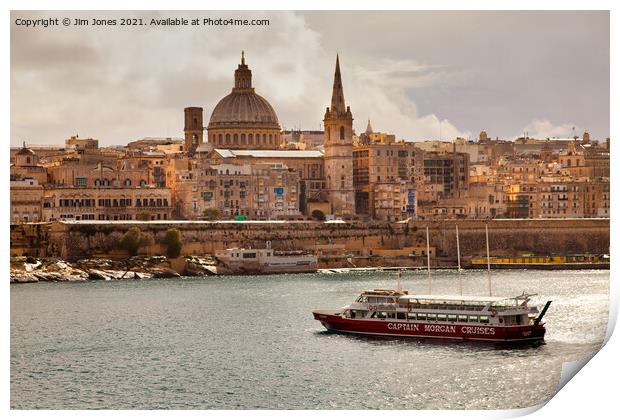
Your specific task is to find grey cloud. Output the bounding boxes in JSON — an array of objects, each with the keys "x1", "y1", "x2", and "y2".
[{"x1": 10, "y1": 10, "x2": 609, "y2": 146}]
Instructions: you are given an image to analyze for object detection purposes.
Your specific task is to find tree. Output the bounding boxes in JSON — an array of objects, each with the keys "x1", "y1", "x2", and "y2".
[
  {"x1": 311, "y1": 209, "x2": 326, "y2": 221},
  {"x1": 119, "y1": 227, "x2": 153, "y2": 256},
  {"x1": 162, "y1": 228, "x2": 183, "y2": 258},
  {"x1": 203, "y1": 208, "x2": 221, "y2": 221},
  {"x1": 137, "y1": 211, "x2": 151, "y2": 221}
]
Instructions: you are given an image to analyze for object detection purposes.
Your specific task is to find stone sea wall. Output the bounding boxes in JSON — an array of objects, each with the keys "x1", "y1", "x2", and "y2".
[{"x1": 10, "y1": 219, "x2": 610, "y2": 262}]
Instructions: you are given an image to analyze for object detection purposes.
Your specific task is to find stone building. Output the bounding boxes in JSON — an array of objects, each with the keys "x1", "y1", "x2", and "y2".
[
  {"x1": 537, "y1": 177, "x2": 585, "y2": 219},
  {"x1": 10, "y1": 143, "x2": 48, "y2": 185},
  {"x1": 584, "y1": 179, "x2": 610, "y2": 218},
  {"x1": 166, "y1": 157, "x2": 301, "y2": 220},
  {"x1": 352, "y1": 133, "x2": 419, "y2": 220},
  {"x1": 422, "y1": 151, "x2": 469, "y2": 199},
  {"x1": 65, "y1": 135, "x2": 98, "y2": 152},
  {"x1": 47, "y1": 160, "x2": 152, "y2": 189},
  {"x1": 41, "y1": 186, "x2": 172, "y2": 221},
  {"x1": 505, "y1": 182, "x2": 539, "y2": 219},
  {"x1": 206, "y1": 149, "x2": 326, "y2": 216},
  {"x1": 10, "y1": 178, "x2": 43, "y2": 223}
]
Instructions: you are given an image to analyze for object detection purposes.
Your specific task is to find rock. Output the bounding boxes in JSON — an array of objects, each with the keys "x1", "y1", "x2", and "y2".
[
  {"x1": 88, "y1": 269, "x2": 111, "y2": 280},
  {"x1": 10, "y1": 272, "x2": 39, "y2": 283},
  {"x1": 151, "y1": 268, "x2": 181, "y2": 278},
  {"x1": 24, "y1": 261, "x2": 42, "y2": 272},
  {"x1": 34, "y1": 272, "x2": 63, "y2": 282}
]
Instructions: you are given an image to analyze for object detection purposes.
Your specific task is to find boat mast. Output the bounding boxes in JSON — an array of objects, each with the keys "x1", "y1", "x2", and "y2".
[
  {"x1": 426, "y1": 226, "x2": 431, "y2": 294},
  {"x1": 485, "y1": 223, "x2": 492, "y2": 296},
  {"x1": 456, "y1": 224, "x2": 462, "y2": 295}
]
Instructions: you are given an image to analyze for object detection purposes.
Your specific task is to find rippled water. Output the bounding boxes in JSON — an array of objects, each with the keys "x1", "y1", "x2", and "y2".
[{"x1": 11, "y1": 270, "x2": 609, "y2": 409}]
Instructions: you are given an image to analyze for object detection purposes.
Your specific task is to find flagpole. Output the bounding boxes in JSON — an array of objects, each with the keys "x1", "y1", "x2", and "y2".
[
  {"x1": 456, "y1": 224, "x2": 462, "y2": 296},
  {"x1": 426, "y1": 226, "x2": 431, "y2": 294},
  {"x1": 486, "y1": 223, "x2": 492, "y2": 297}
]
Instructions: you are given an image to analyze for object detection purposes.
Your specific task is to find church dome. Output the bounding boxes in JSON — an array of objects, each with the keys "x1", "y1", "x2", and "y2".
[
  {"x1": 208, "y1": 91, "x2": 279, "y2": 130},
  {"x1": 208, "y1": 52, "x2": 280, "y2": 131},
  {"x1": 16, "y1": 144, "x2": 35, "y2": 155}
]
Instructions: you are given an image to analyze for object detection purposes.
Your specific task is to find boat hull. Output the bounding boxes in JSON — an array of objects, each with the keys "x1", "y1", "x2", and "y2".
[{"x1": 313, "y1": 310, "x2": 546, "y2": 343}]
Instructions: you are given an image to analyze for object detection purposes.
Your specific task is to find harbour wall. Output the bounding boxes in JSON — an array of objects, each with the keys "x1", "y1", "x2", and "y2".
[{"x1": 10, "y1": 218, "x2": 610, "y2": 263}]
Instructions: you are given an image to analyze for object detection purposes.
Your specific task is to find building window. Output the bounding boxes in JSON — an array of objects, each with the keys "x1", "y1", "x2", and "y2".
[
  {"x1": 340, "y1": 126, "x2": 345, "y2": 140},
  {"x1": 226, "y1": 134, "x2": 231, "y2": 145},
  {"x1": 140, "y1": 179, "x2": 147, "y2": 187},
  {"x1": 233, "y1": 134, "x2": 238, "y2": 145},
  {"x1": 125, "y1": 179, "x2": 132, "y2": 186},
  {"x1": 218, "y1": 134, "x2": 223, "y2": 145},
  {"x1": 76, "y1": 176, "x2": 87, "y2": 187},
  {"x1": 248, "y1": 134, "x2": 253, "y2": 145},
  {"x1": 241, "y1": 134, "x2": 246, "y2": 145}
]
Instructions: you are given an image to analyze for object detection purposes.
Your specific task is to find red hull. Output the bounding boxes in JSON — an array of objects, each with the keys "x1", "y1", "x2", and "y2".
[{"x1": 313, "y1": 311, "x2": 546, "y2": 343}]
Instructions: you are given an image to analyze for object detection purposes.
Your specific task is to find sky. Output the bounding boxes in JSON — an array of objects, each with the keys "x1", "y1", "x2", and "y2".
[{"x1": 10, "y1": 10, "x2": 610, "y2": 147}]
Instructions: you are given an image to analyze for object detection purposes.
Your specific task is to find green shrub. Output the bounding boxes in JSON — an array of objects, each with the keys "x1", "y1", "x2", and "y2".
[
  {"x1": 203, "y1": 208, "x2": 221, "y2": 221},
  {"x1": 311, "y1": 209, "x2": 325, "y2": 221},
  {"x1": 119, "y1": 227, "x2": 153, "y2": 256},
  {"x1": 162, "y1": 228, "x2": 182, "y2": 258}
]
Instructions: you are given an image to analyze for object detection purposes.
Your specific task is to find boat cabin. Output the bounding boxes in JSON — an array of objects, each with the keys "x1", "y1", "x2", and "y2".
[
  {"x1": 216, "y1": 248, "x2": 274, "y2": 262},
  {"x1": 343, "y1": 292, "x2": 539, "y2": 327}
]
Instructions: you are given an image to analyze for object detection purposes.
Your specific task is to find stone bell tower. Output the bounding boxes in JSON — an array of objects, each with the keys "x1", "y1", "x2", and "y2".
[
  {"x1": 323, "y1": 54, "x2": 355, "y2": 217},
  {"x1": 184, "y1": 106, "x2": 204, "y2": 155}
]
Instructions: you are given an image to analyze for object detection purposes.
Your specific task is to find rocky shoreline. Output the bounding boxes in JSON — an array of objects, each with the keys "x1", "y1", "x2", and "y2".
[{"x1": 9, "y1": 256, "x2": 219, "y2": 283}]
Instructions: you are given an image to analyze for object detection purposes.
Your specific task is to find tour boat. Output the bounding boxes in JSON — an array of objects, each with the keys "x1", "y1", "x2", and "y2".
[
  {"x1": 313, "y1": 289, "x2": 551, "y2": 343},
  {"x1": 215, "y1": 246, "x2": 318, "y2": 274}
]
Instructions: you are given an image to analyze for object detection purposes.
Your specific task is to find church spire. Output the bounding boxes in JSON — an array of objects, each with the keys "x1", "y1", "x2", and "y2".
[
  {"x1": 330, "y1": 54, "x2": 346, "y2": 114},
  {"x1": 241, "y1": 50, "x2": 245, "y2": 65},
  {"x1": 365, "y1": 119, "x2": 373, "y2": 134}
]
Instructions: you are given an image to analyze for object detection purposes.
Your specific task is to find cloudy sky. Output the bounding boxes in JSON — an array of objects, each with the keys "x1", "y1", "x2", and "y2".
[{"x1": 10, "y1": 10, "x2": 609, "y2": 146}]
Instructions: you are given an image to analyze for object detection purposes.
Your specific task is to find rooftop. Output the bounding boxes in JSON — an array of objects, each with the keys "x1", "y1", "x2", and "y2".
[
  {"x1": 399, "y1": 295, "x2": 513, "y2": 303},
  {"x1": 214, "y1": 148, "x2": 324, "y2": 158}
]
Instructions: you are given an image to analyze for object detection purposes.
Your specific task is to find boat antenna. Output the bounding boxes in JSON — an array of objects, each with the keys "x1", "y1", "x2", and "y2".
[
  {"x1": 426, "y1": 226, "x2": 432, "y2": 294},
  {"x1": 456, "y1": 224, "x2": 462, "y2": 295},
  {"x1": 485, "y1": 223, "x2": 492, "y2": 296}
]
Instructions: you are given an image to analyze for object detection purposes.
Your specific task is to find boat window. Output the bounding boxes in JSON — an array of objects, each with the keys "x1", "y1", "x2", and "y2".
[
  {"x1": 447, "y1": 314, "x2": 457, "y2": 322},
  {"x1": 377, "y1": 312, "x2": 387, "y2": 319},
  {"x1": 356, "y1": 296, "x2": 367, "y2": 303},
  {"x1": 407, "y1": 313, "x2": 416, "y2": 320},
  {"x1": 479, "y1": 316, "x2": 489, "y2": 324},
  {"x1": 387, "y1": 312, "x2": 396, "y2": 319},
  {"x1": 417, "y1": 313, "x2": 427, "y2": 321},
  {"x1": 427, "y1": 314, "x2": 437, "y2": 321},
  {"x1": 458, "y1": 315, "x2": 468, "y2": 322},
  {"x1": 437, "y1": 314, "x2": 447, "y2": 322},
  {"x1": 468, "y1": 316, "x2": 478, "y2": 323},
  {"x1": 370, "y1": 312, "x2": 378, "y2": 318}
]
